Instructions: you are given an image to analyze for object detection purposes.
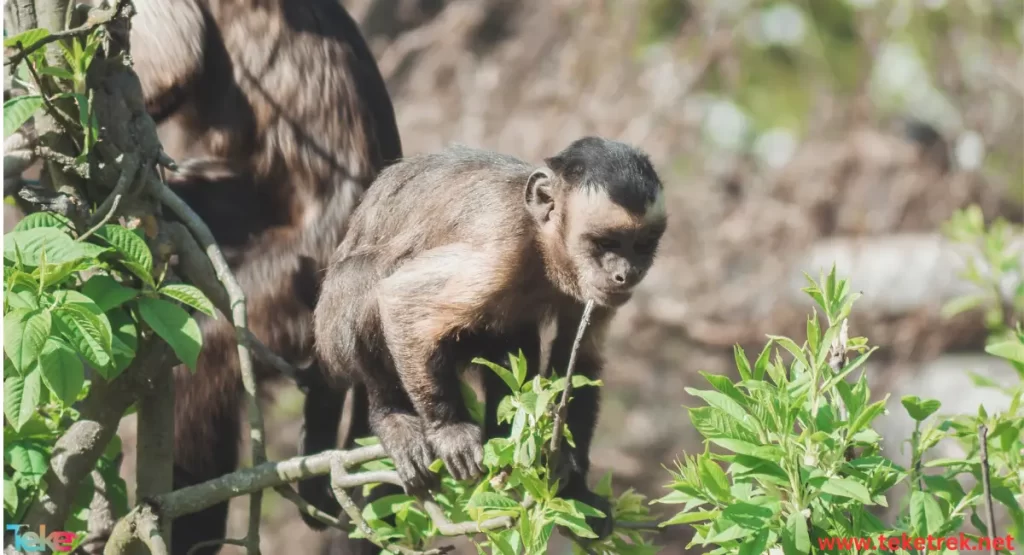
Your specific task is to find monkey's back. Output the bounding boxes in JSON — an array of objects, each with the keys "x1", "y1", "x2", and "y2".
[
  {"x1": 133, "y1": 0, "x2": 402, "y2": 264},
  {"x1": 333, "y1": 145, "x2": 538, "y2": 271}
]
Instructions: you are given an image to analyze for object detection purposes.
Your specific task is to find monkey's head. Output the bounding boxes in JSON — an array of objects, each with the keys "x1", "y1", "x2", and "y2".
[{"x1": 526, "y1": 137, "x2": 667, "y2": 307}]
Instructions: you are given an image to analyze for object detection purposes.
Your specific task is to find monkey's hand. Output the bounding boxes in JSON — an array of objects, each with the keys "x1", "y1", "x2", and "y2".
[
  {"x1": 377, "y1": 414, "x2": 438, "y2": 496},
  {"x1": 425, "y1": 421, "x2": 484, "y2": 482}
]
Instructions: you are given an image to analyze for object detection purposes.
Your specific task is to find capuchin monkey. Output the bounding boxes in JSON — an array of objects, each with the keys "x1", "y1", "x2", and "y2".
[{"x1": 309, "y1": 137, "x2": 668, "y2": 539}]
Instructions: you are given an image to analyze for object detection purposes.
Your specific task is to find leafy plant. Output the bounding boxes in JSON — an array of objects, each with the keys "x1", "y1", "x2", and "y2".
[
  {"x1": 348, "y1": 351, "x2": 661, "y2": 554},
  {"x1": 657, "y1": 229, "x2": 1023, "y2": 553},
  {"x1": 3, "y1": 215, "x2": 213, "y2": 528}
]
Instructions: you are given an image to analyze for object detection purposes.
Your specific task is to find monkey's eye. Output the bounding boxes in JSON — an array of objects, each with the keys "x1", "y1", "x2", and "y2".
[
  {"x1": 634, "y1": 239, "x2": 658, "y2": 255},
  {"x1": 592, "y1": 237, "x2": 621, "y2": 251}
]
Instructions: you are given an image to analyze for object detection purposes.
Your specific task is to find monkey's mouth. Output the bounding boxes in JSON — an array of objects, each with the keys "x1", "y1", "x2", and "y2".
[{"x1": 592, "y1": 288, "x2": 633, "y2": 307}]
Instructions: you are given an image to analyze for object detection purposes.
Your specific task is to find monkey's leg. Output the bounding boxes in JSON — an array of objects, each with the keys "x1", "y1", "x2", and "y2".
[
  {"x1": 545, "y1": 307, "x2": 615, "y2": 539},
  {"x1": 296, "y1": 366, "x2": 345, "y2": 531},
  {"x1": 169, "y1": 317, "x2": 243, "y2": 555}
]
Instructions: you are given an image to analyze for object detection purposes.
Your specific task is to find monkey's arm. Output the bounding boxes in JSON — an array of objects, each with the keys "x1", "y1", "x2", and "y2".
[
  {"x1": 376, "y1": 244, "x2": 507, "y2": 481},
  {"x1": 376, "y1": 244, "x2": 505, "y2": 425}
]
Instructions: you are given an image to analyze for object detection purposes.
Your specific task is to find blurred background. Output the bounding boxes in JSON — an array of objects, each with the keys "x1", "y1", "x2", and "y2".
[{"x1": 109, "y1": 0, "x2": 1023, "y2": 553}]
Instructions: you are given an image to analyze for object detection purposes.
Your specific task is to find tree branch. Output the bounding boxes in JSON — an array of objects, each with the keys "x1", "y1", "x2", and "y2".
[
  {"x1": 548, "y1": 299, "x2": 596, "y2": 470},
  {"x1": 135, "y1": 361, "x2": 176, "y2": 548},
  {"x1": 21, "y1": 339, "x2": 175, "y2": 533},
  {"x1": 147, "y1": 173, "x2": 267, "y2": 554}
]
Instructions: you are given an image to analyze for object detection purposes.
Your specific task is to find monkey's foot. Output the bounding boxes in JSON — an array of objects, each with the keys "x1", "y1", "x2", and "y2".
[
  {"x1": 425, "y1": 421, "x2": 484, "y2": 482},
  {"x1": 376, "y1": 414, "x2": 438, "y2": 495}
]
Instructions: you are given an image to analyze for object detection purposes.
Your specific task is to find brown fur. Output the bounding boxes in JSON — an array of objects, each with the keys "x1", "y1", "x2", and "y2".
[
  {"x1": 309, "y1": 138, "x2": 666, "y2": 541},
  {"x1": 116, "y1": 1, "x2": 403, "y2": 553}
]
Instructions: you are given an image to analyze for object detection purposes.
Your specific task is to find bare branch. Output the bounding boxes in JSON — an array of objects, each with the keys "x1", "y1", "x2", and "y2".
[
  {"x1": 155, "y1": 444, "x2": 385, "y2": 519},
  {"x1": 274, "y1": 484, "x2": 347, "y2": 531},
  {"x1": 548, "y1": 299, "x2": 597, "y2": 469},
  {"x1": 148, "y1": 173, "x2": 267, "y2": 554},
  {"x1": 329, "y1": 458, "x2": 455, "y2": 555},
  {"x1": 89, "y1": 153, "x2": 142, "y2": 227},
  {"x1": 76, "y1": 194, "x2": 121, "y2": 242},
  {"x1": 135, "y1": 362, "x2": 176, "y2": 547},
  {"x1": 421, "y1": 499, "x2": 513, "y2": 536},
  {"x1": 103, "y1": 501, "x2": 168, "y2": 555}
]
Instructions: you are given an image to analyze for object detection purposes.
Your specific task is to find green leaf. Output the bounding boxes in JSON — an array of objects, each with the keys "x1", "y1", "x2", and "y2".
[
  {"x1": 11, "y1": 212, "x2": 72, "y2": 232},
  {"x1": 688, "y1": 406, "x2": 759, "y2": 443},
  {"x1": 362, "y1": 494, "x2": 413, "y2": 522},
  {"x1": 738, "y1": 528, "x2": 770, "y2": 555},
  {"x1": 910, "y1": 490, "x2": 944, "y2": 536},
  {"x1": 4, "y1": 226, "x2": 107, "y2": 265},
  {"x1": 660, "y1": 510, "x2": 718, "y2": 527},
  {"x1": 901, "y1": 395, "x2": 942, "y2": 422},
  {"x1": 985, "y1": 339, "x2": 1024, "y2": 364},
  {"x1": 4, "y1": 371, "x2": 42, "y2": 431},
  {"x1": 722, "y1": 502, "x2": 774, "y2": 529},
  {"x1": 685, "y1": 388, "x2": 757, "y2": 433},
  {"x1": 753, "y1": 341, "x2": 772, "y2": 381},
  {"x1": 94, "y1": 224, "x2": 153, "y2": 278},
  {"x1": 473, "y1": 357, "x2": 520, "y2": 393},
  {"x1": 819, "y1": 477, "x2": 874, "y2": 504},
  {"x1": 551, "y1": 511, "x2": 597, "y2": 539},
  {"x1": 784, "y1": 511, "x2": 810, "y2": 554},
  {"x1": 138, "y1": 297, "x2": 202, "y2": 372},
  {"x1": 37, "y1": 339, "x2": 84, "y2": 405},
  {"x1": 4, "y1": 28, "x2": 50, "y2": 50},
  {"x1": 848, "y1": 398, "x2": 887, "y2": 437},
  {"x1": 158, "y1": 283, "x2": 216, "y2": 317},
  {"x1": 4, "y1": 477, "x2": 17, "y2": 516},
  {"x1": 733, "y1": 345, "x2": 752, "y2": 381},
  {"x1": 81, "y1": 275, "x2": 139, "y2": 312},
  {"x1": 107, "y1": 308, "x2": 138, "y2": 379},
  {"x1": 697, "y1": 456, "x2": 731, "y2": 502},
  {"x1": 766, "y1": 335, "x2": 811, "y2": 373},
  {"x1": 38, "y1": 65, "x2": 75, "y2": 80},
  {"x1": 4, "y1": 308, "x2": 51, "y2": 374},
  {"x1": 510, "y1": 350, "x2": 527, "y2": 387},
  {"x1": 3, "y1": 95, "x2": 44, "y2": 138},
  {"x1": 53, "y1": 293, "x2": 113, "y2": 373},
  {"x1": 6, "y1": 441, "x2": 49, "y2": 477},
  {"x1": 513, "y1": 469, "x2": 548, "y2": 501},
  {"x1": 466, "y1": 492, "x2": 520, "y2": 511}
]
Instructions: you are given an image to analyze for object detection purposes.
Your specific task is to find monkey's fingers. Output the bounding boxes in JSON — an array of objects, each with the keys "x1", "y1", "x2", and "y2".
[
  {"x1": 393, "y1": 442, "x2": 439, "y2": 495},
  {"x1": 426, "y1": 422, "x2": 484, "y2": 482}
]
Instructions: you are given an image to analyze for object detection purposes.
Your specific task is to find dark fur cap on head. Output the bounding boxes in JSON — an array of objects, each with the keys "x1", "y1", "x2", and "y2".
[{"x1": 544, "y1": 136, "x2": 663, "y2": 215}]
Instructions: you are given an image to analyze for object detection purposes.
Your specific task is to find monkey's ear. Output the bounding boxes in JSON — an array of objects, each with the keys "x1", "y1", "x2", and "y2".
[
  {"x1": 525, "y1": 168, "x2": 556, "y2": 224},
  {"x1": 544, "y1": 154, "x2": 584, "y2": 182}
]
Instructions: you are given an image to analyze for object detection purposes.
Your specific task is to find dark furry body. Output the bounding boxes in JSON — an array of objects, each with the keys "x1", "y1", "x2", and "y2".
[
  {"x1": 124, "y1": 1, "x2": 402, "y2": 552},
  {"x1": 308, "y1": 141, "x2": 667, "y2": 542}
]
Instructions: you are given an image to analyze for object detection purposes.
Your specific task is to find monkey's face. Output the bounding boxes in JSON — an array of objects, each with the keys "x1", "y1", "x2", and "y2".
[{"x1": 561, "y1": 189, "x2": 667, "y2": 307}]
